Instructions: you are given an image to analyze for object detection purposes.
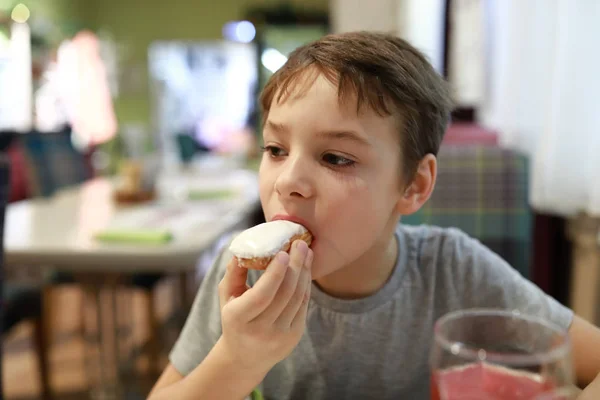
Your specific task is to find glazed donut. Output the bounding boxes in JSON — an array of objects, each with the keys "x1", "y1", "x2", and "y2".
[{"x1": 229, "y1": 220, "x2": 313, "y2": 270}]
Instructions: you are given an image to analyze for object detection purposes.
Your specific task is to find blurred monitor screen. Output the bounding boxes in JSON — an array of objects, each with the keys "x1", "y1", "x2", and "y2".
[{"x1": 148, "y1": 41, "x2": 257, "y2": 157}]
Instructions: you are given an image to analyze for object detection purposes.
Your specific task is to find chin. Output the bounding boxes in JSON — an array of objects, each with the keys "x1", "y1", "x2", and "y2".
[
  {"x1": 310, "y1": 256, "x2": 341, "y2": 280},
  {"x1": 310, "y1": 265, "x2": 327, "y2": 280}
]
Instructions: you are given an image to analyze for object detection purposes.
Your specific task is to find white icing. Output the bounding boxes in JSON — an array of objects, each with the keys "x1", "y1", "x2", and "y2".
[{"x1": 229, "y1": 220, "x2": 307, "y2": 258}]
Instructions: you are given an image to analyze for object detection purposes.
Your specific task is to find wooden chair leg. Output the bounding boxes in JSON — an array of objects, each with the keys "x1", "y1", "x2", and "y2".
[
  {"x1": 32, "y1": 315, "x2": 52, "y2": 400},
  {"x1": 79, "y1": 287, "x2": 87, "y2": 339},
  {"x1": 179, "y1": 272, "x2": 189, "y2": 309},
  {"x1": 143, "y1": 290, "x2": 160, "y2": 375}
]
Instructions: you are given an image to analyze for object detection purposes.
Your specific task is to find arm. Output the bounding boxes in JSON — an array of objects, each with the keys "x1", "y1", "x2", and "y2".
[
  {"x1": 148, "y1": 364, "x2": 183, "y2": 397},
  {"x1": 147, "y1": 339, "x2": 266, "y2": 400},
  {"x1": 569, "y1": 316, "x2": 600, "y2": 399},
  {"x1": 148, "y1": 240, "x2": 313, "y2": 400}
]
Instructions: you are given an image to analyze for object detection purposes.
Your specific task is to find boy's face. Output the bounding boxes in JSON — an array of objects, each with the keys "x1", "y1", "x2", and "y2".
[{"x1": 259, "y1": 74, "x2": 405, "y2": 279}]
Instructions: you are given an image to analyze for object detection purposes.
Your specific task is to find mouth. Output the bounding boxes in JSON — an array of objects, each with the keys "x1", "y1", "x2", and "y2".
[{"x1": 271, "y1": 214, "x2": 314, "y2": 239}]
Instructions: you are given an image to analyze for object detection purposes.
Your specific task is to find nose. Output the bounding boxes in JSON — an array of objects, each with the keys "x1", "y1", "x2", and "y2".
[{"x1": 275, "y1": 155, "x2": 315, "y2": 200}]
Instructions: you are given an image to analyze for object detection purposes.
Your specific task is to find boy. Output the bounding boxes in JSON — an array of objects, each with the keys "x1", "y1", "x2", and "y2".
[{"x1": 149, "y1": 32, "x2": 600, "y2": 399}]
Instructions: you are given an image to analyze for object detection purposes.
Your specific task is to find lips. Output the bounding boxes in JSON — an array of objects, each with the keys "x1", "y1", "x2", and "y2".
[{"x1": 271, "y1": 214, "x2": 314, "y2": 238}]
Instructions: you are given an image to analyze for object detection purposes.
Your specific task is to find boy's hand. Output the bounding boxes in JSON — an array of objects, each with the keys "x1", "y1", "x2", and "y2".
[
  {"x1": 578, "y1": 373, "x2": 600, "y2": 400},
  {"x1": 217, "y1": 240, "x2": 313, "y2": 375}
]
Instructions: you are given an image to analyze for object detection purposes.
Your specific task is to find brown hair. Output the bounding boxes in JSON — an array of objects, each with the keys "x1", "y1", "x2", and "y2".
[{"x1": 260, "y1": 31, "x2": 454, "y2": 180}]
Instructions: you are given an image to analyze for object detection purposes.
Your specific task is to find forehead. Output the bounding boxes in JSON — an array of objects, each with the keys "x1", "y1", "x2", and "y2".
[{"x1": 267, "y1": 73, "x2": 399, "y2": 138}]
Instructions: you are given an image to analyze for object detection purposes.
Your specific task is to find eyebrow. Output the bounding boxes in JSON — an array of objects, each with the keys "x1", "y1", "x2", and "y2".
[
  {"x1": 265, "y1": 120, "x2": 288, "y2": 133},
  {"x1": 316, "y1": 130, "x2": 371, "y2": 147},
  {"x1": 265, "y1": 120, "x2": 371, "y2": 147}
]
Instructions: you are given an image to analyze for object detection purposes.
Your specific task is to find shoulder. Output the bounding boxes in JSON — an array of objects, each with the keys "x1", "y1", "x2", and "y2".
[
  {"x1": 398, "y1": 225, "x2": 573, "y2": 329},
  {"x1": 399, "y1": 223, "x2": 510, "y2": 294},
  {"x1": 399, "y1": 224, "x2": 489, "y2": 265}
]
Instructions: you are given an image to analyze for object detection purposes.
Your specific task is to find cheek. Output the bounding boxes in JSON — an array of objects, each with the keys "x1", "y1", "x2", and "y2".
[
  {"x1": 312, "y1": 177, "x2": 393, "y2": 270},
  {"x1": 258, "y1": 177, "x2": 270, "y2": 201},
  {"x1": 321, "y1": 176, "x2": 389, "y2": 225},
  {"x1": 328, "y1": 189, "x2": 387, "y2": 239},
  {"x1": 258, "y1": 165, "x2": 275, "y2": 204}
]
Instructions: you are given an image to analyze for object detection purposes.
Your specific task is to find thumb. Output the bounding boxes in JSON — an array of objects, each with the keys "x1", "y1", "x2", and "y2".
[{"x1": 578, "y1": 377, "x2": 600, "y2": 400}]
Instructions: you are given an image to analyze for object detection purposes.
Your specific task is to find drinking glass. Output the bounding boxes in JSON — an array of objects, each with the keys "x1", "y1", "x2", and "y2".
[
  {"x1": 430, "y1": 309, "x2": 575, "y2": 400},
  {"x1": 534, "y1": 387, "x2": 581, "y2": 399}
]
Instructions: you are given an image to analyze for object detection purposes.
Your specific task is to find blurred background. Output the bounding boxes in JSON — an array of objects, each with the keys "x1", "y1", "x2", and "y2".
[{"x1": 0, "y1": 0, "x2": 598, "y2": 399}]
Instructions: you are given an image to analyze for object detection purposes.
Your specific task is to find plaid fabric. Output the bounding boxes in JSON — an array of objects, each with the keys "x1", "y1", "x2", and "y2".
[
  {"x1": 19, "y1": 129, "x2": 92, "y2": 197},
  {"x1": 402, "y1": 145, "x2": 532, "y2": 278}
]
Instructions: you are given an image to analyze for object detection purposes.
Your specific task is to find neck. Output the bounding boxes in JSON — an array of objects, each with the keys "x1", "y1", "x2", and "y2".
[{"x1": 314, "y1": 224, "x2": 399, "y2": 299}]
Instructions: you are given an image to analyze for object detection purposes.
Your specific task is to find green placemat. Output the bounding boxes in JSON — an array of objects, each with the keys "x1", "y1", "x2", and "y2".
[
  {"x1": 94, "y1": 229, "x2": 173, "y2": 245},
  {"x1": 188, "y1": 188, "x2": 237, "y2": 201}
]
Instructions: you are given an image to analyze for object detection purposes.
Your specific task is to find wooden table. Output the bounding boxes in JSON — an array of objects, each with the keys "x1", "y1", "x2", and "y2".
[
  {"x1": 5, "y1": 170, "x2": 260, "y2": 399},
  {"x1": 6, "y1": 172, "x2": 260, "y2": 273}
]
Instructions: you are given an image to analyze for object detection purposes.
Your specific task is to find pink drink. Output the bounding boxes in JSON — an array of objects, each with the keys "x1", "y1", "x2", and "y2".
[{"x1": 431, "y1": 362, "x2": 554, "y2": 400}]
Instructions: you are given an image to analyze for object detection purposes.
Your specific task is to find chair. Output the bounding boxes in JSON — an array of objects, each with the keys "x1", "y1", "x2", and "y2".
[
  {"x1": 19, "y1": 128, "x2": 93, "y2": 197},
  {"x1": 402, "y1": 143, "x2": 533, "y2": 279},
  {"x1": 1, "y1": 155, "x2": 52, "y2": 399}
]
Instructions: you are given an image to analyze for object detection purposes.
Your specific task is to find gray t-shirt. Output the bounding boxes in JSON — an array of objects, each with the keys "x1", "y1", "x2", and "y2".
[{"x1": 169, "y1": 224, "x2": 573, "y2": 399}]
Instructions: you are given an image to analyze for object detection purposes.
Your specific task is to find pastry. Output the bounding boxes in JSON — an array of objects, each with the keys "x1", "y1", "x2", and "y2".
[{"x1": 229, "y1": 220, "x2": 312, "y2": 270}]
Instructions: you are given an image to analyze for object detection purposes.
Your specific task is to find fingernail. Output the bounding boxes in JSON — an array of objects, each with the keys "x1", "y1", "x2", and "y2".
[
  {"x1": 275, "y1": 251, "x2": 289, "y2": 265},
  {"x1": 295, "y1": 240, "x2": 308, "y2": 256}
]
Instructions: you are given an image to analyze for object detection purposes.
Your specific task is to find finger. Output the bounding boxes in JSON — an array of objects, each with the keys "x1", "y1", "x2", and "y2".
[
  {"x1": 227, "y1": 251, "x2": 289, "y2": 321},
  {"x1": 290, "y1": 272, "x2": 312, "y2": 331},
  {"x1": 218, "y1": 257, "x2": 248, "y2": 308},
  {"x1": 578, "y1": 376, "x2": 600, "y2": 400},
  {"x1": 276, "y1": 248, "x2": 313, "y2": 327},
  {"x1": 253, "y1": 240, "x2": 308, "y2": 325}
]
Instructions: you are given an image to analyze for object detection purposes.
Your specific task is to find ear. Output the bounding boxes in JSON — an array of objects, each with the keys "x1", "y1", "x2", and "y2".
[{"x1": 395, "y1": 154, "x2": 437, "y2": 215}]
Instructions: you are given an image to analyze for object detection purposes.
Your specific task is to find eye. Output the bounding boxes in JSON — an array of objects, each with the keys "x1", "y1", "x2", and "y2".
[
  {"x1": 322, "y1": 153, "x2": 356, "y2": 167},
  {"x1": 260, "y1": 145, "x2": 287, "y2": 158}
]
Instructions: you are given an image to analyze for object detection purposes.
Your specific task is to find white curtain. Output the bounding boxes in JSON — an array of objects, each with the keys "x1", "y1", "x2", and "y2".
[
  {"x1": 0, "y1": 22, "x2": 32, "y2": 131},
  {"x1": 448, "y1": 0, "x2": 486, "y2": 107},
  {"x1": 331, "y1": 0, "x2": 600, "y2": 216},
  {"x1": 330, "y1": 0, "x2": 446, "y2": 74},
  {"x1": 477, "y1": 0, "x2": 600, "y2": 217}
]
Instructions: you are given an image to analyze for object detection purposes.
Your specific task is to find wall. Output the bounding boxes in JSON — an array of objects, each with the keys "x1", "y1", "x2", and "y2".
[
  {"x1": 87, "y1": 0, "x2": 329, "y2": 126},
  {"x1": 0, "y1": 0, "x2": 90, "y2": 131},
  {"x1": 0, "y1": 0, "x2": 89, "y2": 39},
  {"x1": 331, "y1": 0, "x2": 397, "y2": 34}
]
